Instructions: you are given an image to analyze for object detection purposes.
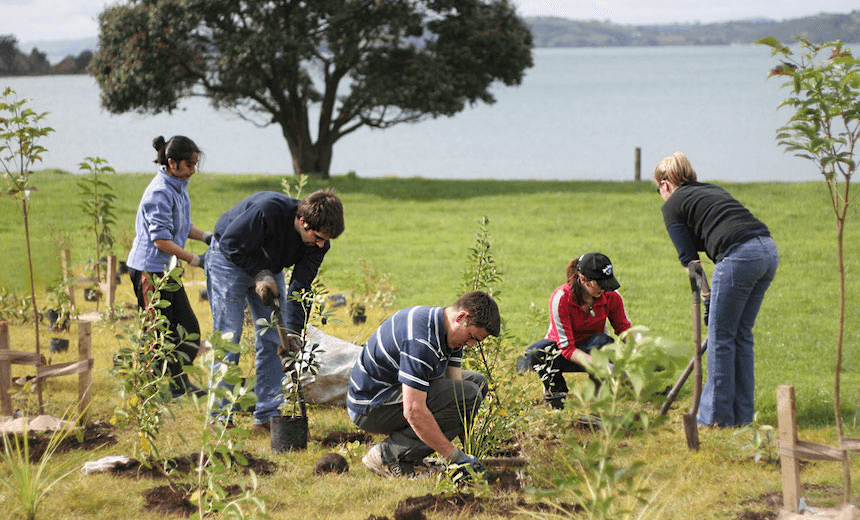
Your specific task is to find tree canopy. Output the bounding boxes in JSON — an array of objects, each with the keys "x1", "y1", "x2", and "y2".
[{"x1": 89, "y1": 0, "x2": 534, "y2": 177}]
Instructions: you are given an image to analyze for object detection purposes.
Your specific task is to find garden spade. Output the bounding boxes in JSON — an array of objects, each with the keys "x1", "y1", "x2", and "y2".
[
  {"x1": 270, "y1": 299, "x2": 307, "y2": 419},
  {"x1": 683, "y1": 262, "x2": 706, "y2": 451},
  {"x1": 658, "y1": 340, "x2": 707, "y2": 416}
]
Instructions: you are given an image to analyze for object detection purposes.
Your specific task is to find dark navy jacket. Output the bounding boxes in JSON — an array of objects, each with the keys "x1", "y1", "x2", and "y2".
[{"x1": 214, "y1": 191, "x2": 329, "y2": 332}]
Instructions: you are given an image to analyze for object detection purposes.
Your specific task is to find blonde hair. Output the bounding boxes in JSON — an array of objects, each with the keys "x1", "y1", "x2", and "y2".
[{"x1": 654, "y1": 152, "x2": 697, "y2": 187}]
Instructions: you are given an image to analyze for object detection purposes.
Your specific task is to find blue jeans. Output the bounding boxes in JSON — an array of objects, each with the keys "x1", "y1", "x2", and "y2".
[
  {"x1": 698, "y1": 236, "x2": 778, "y2": 427},
  {"x1": 522, "y1": 333, "x2": 615, "y2": 394},
  {"x1": 205, "y1": 237, "x2": 289, "y2": 425}
]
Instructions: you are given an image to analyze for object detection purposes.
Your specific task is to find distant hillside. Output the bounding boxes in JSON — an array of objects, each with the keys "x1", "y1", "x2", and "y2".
[
  {"x1": 526, "y1": 11, "x2": 860, "y2": 47},
  {"x1": 19, "y1": 37, "x2": 99, "y2": 65}
]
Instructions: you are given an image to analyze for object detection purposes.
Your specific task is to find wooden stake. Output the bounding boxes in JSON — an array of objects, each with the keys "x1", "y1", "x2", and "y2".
[
  {"x1": 78, "y1": 321, "x2": 92, "y2": 423},
  {"x1": 777, "y1": 385, "x2": 801, "y2": 512},
  {"x1": 0, "y1": 322, "x2": 10, "y2": 416}
]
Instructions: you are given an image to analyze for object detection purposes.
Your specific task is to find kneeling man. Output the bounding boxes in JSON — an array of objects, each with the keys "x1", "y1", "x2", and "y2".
[{"x1": 347, "y1": 291, "x2": 500, "y2": 478}]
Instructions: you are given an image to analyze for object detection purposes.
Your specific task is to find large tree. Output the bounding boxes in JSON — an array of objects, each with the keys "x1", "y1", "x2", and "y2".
[{"x1": 89, "y1": 0, "x2": 533, "y2": 177}]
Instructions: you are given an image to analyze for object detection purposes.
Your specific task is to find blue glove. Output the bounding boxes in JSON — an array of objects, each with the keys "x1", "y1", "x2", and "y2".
[
  {"x1": 703, "y1": 297, "x2": 710, "y2": 324},
  {"x1": 446, "y1": 447, "x2": 487, "y2": 481}
]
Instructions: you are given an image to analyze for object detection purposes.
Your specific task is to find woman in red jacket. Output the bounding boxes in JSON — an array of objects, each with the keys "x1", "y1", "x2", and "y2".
[{"x1": 517, "y1": 252, "x2": 631, "y2": 409}]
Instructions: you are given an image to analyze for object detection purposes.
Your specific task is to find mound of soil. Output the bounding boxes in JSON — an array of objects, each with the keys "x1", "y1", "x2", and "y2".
[
  {"x1": 25, "y1": 420, "x2": 117, "y2": 462},
  {"x1": 143, "y1": 483, "x2": 242, "y2": 516},
  {"x1": 365, "y1": 493, "x2": 582, "y2": 520},
  {"x1": 110, "y1": 451, "x2": 276, "y2": 480},
  {"x1": 319, "y1": 430, "x2": 371, "y2": 447}
]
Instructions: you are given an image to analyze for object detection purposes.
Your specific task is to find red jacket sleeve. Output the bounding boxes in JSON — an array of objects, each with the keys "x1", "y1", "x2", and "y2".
[{"x1": 607, "y1": 292, "x2": 632, "y2": 336}]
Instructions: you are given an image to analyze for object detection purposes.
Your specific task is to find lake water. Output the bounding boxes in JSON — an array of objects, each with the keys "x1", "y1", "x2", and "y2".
[{"x1": 3, "y1": 45, "x2": 829, "y2": 182}]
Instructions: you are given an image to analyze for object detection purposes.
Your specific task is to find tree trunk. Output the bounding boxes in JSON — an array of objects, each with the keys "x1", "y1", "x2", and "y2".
[
  {"x1": 22, "y1": 198, "x2": 44, "y2": 413},
  {"x1": 835, "y1": 215, "x2": 851, "y2": 503},
  {"x1": 277, "y1": 106, "x2": 337, "y2": 179},
  {"x1": 282, "y1": 129, "x2": 333, "y2": 180}
]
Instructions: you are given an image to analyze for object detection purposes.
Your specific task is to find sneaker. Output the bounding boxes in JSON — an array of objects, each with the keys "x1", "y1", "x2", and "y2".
[{"x1": 362, "y1": 444, "x2": 414, "y2": 478}]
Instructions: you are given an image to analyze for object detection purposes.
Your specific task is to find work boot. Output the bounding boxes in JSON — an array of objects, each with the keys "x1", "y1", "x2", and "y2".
[
  {"x1": 544, "y1": 391, "x2": 566, "y2": 410},
  {"x1": 171, "y1": 375, "x2": 207, "y2": 399}
]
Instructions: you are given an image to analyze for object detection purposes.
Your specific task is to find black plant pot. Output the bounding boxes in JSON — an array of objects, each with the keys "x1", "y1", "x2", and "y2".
[
  {"x1": 84, "y1": 288, "x2": 99, "y2": 302},
  {"x1": 45, "y1": 309, "x2": 69, "y2": 332},
  {"x1": 270, "y1": 415, "x2": 308, "y2": 452},
  {"x1": 352, "y1": 304, "x2": 367, "y2": 325},
  {"x1": 50, "y1": 338, "x2": 69, "y2": 353}
]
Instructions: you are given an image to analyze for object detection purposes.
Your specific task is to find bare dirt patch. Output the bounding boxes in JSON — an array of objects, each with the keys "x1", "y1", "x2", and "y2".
[{"x1": 24, "y1": 419, "x2": 117, "y2": 462}]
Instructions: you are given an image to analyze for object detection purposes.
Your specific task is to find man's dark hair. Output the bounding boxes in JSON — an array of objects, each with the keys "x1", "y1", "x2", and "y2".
[
  {"x1": 297, "y1": 188, "x2": 345, "y2": 238},
  {"x1": 453, "y1": 290, "x2": 501, "y2": 337}
]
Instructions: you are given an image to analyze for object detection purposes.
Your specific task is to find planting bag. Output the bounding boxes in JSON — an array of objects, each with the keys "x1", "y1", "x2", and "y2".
[{"x1": 302, "y1": 324, "x2": 362, "y2": 406}]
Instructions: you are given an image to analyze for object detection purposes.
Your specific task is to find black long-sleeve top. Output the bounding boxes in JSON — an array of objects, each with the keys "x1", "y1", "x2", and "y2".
[{"x1": 661, "y1": 182, "x2": 770, "y2": 265}]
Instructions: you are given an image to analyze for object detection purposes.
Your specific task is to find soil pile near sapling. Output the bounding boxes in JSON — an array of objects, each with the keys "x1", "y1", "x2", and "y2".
[
  {"x1": 319, "y1": 430, "x2": 371, "y2": 447},
  {"x1": 364, "y1": 493, "x2": 581, "y2": 520},
  {"x1": 111, "y1": 450, "x2": 277, "y2": 515},
  {"x1": 25, "y1": 420, "x2": 117, "y2": 462},
  {"x1": 109, "y1": 451, "x2": 277, "y2": 480},
  {"x1": 143, "y1": 483, "x2": 243, "y2": 516}
]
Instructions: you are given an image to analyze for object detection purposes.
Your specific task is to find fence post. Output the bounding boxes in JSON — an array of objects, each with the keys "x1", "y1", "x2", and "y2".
[
  {"x1": 0, "y1": 322, "x2": 10, "y2": 415},
  {"x1": 78, "y1": 321, "x2": 92, "y2": 423},
  {"x1": 62, "y1": 248, "x2": 76, "y2": 308},
  {"x1": 105, "y1": 255, "x2": 117, "y2": 308},
  {"x1": 635, "y1": 147, "x2": 641, "y2": 181}
]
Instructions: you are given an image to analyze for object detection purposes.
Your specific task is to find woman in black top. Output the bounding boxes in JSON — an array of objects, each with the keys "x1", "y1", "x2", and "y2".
[{"x1": 655, "y1": 152, "x2": 778, "y2": 427}]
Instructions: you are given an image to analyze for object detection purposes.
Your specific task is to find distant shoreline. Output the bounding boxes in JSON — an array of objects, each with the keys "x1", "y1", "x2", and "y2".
[{"x1": 11, "y1": 10, "x2": 859, "y2": 68}]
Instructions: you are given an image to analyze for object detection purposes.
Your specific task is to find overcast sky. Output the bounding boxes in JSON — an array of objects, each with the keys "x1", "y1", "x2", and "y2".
[{"x1": 2, "y1": 0, "x2": 857, "y2": 44}]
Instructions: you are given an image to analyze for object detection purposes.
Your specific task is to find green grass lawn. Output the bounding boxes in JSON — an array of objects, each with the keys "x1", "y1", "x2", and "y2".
[{"x1": 0, "y1": 170, "x2": 858, "y2": 519}]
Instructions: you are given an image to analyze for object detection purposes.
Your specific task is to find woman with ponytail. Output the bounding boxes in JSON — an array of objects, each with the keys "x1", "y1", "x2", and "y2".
[{"x1": 126, "y1": 135, "x2": 212, "y2": 398}]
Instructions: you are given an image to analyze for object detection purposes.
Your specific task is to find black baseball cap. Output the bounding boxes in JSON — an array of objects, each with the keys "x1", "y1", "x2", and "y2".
[{"x1": 578, "y1": 252, "x2": 620, "y2": 291}]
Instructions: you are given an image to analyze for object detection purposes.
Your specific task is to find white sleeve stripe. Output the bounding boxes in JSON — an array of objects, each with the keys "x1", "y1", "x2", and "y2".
[
  {"x1": 550, "y1": 290, "x2": 569, "y2": 348},
  {"x1": 399, "y1": 371, "x2": 429, "y2": 387}
]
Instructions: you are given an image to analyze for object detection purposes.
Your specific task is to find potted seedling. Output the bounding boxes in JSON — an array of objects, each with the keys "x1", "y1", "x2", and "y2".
[
  {"x1": 44, "y1": 278, "x2": 74, "y2": 333},
  {"x1": 260, "y1": 288, "x2": 328, "y2": 452},
  {"x1": 350, "y1": 303, "x2": 366, "y2": 325}
]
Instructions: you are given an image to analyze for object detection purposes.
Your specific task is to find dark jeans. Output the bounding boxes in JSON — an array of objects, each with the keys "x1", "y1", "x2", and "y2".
[
  {"x1": 129, "y1": 269, "x2": 200, "y2": 391},
  {"x1": 351, "y1": 370, "x2": 488, "y2": 464},
  {"x1": 522, "y1": 333, "x2": 614, "y2": 394}
]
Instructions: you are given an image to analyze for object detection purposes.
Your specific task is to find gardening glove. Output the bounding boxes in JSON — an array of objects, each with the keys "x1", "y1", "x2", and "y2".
[
  {"x1": 254, "y1": 269, "x2": 278, "y2": 306},
  {"x1": 445, "y1": 447, "x2": 487, "y2": 481},
  {"x1": 278, "y1": 333, "x2": 302, "y2": 359},
  {"x1": 189, "y1": 253, "x2": 202, "y2": 267},
  {"x1": 702, "y1": 297, "x2": 710, "y2": 324},
  {"x1": 198, "y1": 251, "x2": 206, "y2": 270},
  {"x1": 202, "y1": 231, "x2": 213, "y2": 245}
]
